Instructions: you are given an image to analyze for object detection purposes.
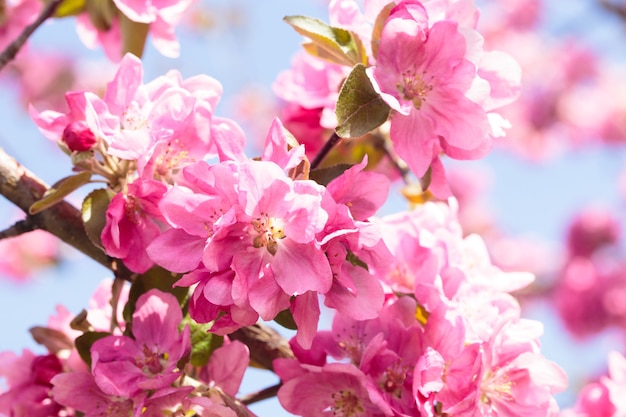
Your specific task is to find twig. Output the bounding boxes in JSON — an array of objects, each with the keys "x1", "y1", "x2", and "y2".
[
  {"x1": 599, "y1": 0, "x2": 626, "y2": 20},
  {"x1": 0, "y1": 0, "x2": 64, "y2": 72},
  {"x1": 379, "y1": 132, "x2": 411, "y2": 184},
  {"x1": 230, "y1": 323, "x2": 294, "y2": 371},
  {"x1": 240, "y1": 383, "x2": 282, "y2": 405},
  {"x1": 0, "y1": 218, "x2": 37, "y2": 239},
  {"x1": 311, "y1": 131, "x2": 342, "y2": 170},
  {"x1": 0, "y1": 147, "x2": 133, "y2": 279}
]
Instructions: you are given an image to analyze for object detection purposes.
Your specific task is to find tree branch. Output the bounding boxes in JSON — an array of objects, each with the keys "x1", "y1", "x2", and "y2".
[
  {"x1": 0, "y1": 218, "x2": 37, "y2": 239},
  {"x1": 599, "y1": 0, "x2": 626, "y2": 21},
  {"x1": 240, "y1": 383, "x2": 282, "y2": 405},
  {"x1": 0, "y1": 147, "x2": 130, "y2": 276},
  {"x1": 0, "y1": 0, "x2": 64, "y2": 72},
  {"x1": 230, "y1": 323, "x2": 294, "y2": 371}
]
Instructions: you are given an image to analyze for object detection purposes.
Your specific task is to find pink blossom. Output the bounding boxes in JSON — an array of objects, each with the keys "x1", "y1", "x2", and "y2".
[
  {"x1": 62, "y1": 120, "x2": 98, "y2": 151},
  {"x1": 197, "y1": 340, "x2": 249, "y2": 397},
  {"x1": 273, "y1": 50, "x2": 348, "y2": 130},
  {"x1": 101, "y1": 178, "x2": 168, "y2": 273},
  {"x1": 414, "y1": 307, "x2": 482, "y2": 416},
  {"x1": 277, "y1": 362, "x2": 393, "y2": 417},
  {"x1": 51, "y1": 371, "x2": 135, "y2": 416},
  {"x1": 30, "y1": 53, "x2": 243, "y2": 186},
  {"x1": 372, "y1": 1, "x2": 491, "y2": 179},
  {"x1": 477, "y1": 318, "x2": 567, "y2": 416},
  {"x1": 0, "y1": 350, "x2": 64, "y2": 417},
  {"x1": 75, "y1": 0, "x2": 196, "y2": 60},
  {"x1": 90, "y1": 289, "x2": 190, "y2": 397}
]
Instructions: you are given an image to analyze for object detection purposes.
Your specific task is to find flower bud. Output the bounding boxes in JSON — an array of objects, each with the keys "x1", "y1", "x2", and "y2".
[{"x1": 62, "y1": 121, "x2": 97, "y2": 152}]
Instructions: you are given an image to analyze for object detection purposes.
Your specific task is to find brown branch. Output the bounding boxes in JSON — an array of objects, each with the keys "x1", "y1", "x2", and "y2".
[
  {"x1": 240, "y1": 383, "x2": 282, "y2": 405},
  {"x1": 0, "y1": 218, "x2": 37, "y2": 239},
  {"x1": 0, "y1": 0, "x2": 64, "y2": 72},
  {"x1": 0, "y1": 147, "x2": 132, "y2": 277},
  {"x1": 599, "y1": 0, "x2": 626, "y2": 21},
  {"x1": 230, "y1": 323, "x2": 294, "y2": 371},
  {"x1": 311, "y1": 131, "x2": 342, "y2": 170}
]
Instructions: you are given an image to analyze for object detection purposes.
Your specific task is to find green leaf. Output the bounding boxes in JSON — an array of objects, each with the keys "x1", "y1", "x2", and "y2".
[
  {"x1": 335, "y1": 64, "x2": 390, "y2": 138},
  {"x1": 309, "y1": 163, "x2": 354, "y2": 187},
  {"x1": 29, "y1": 172, "x2": 92, "y2": 214},
  {"x1": 274, "y1": 308, "x2": 297, "y2": 330},
  {"x1": 184, "y1": 317, "x2": 224, "y2": 367},
  {"x1": 122, "y1": 266, "x2": 189, "y2": 324},
  {"x1": 54, "y1": 0, "x2": 86, "y2": 17},
  {"x1": 81, "y1": 188, "x2": 112, "y2": 250},
  {"x1": 284, "y1": 15, "x2": 366, "y2": 67},
  {"x1": 75, "y1": 331, "x2": 110, "y2": 367}
]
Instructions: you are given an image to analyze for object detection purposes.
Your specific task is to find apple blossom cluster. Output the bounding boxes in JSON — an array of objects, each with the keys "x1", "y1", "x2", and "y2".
[
  {"x1": 274, "y1": 0, "x2": 521, "y2": 196},
  {"x1": 275, "y1": 201, "x2": 566, "y2": 417},
  {"x1": 1, "y1": 0, "x2": 570, "y2": 416},
  {"x1": 0, "y1": 280, "x2": 252, "y2": 416}
]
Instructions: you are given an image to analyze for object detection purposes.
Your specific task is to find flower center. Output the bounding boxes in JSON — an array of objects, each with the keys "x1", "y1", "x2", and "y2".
[
  {"x1": 121, "y1": 102, "x2": 148, "y2": 131},
  {"x1": 251, "y1": 213, "x2": 285, "y2": 255},
  {"x1": 135, "y1": 345, "x2": 168, "y2": 375},
  {"x1": 155, "y1": 139, "x2": 192, "y2": 180},
  {"x1": 480, "y1": 370, "x2": 514, "y2": 405},
  {"x1": 381, "y1": 361, "x2": 409, "y2": 398},
  {"x1": 331, "y1": 390, "x2": 364, "y2": 417},
  {"x1": 397, "y1": 70, "x2": 434, "y2": 110}
]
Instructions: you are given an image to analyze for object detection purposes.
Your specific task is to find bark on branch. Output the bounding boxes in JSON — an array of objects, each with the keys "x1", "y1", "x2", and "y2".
[{"x1": 0, "y1": 147, "x2": 116, "y2": 270}]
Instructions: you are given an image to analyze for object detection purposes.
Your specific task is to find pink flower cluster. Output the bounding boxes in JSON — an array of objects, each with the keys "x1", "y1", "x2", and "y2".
[
  {"x1": 275, "y1": 200, "x2": 566, "y2": 417},
  {"x1": 31, "y1": 53, "x2": 245, "y2": 272},
  {"x1": 30, "y1": 52, "x2": 391, "y2": 348},
  {"x1": 0, "y1": 282, "x2": 251, "y2": 416},
  {"x1": 274, "y1": 0, "x2": 521, "y2": 196}
]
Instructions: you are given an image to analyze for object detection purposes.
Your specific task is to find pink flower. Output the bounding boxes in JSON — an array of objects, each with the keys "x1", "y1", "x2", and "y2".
[
  {"x1": 273, "y1": 50, "x2": 348, "y2": 130},
  {"x1": 101, "y1": 178, "x2": 168, "y2": 273},
  {"x1": 208, "y1": 160, "x2": 332, "y2": 296},
  {"x1": 372, "y1": 1, "x2": 491, "y2": 178},
  {"x1": 75, "y1": 0, "x2": 196, "y2": 60},
  {"x1": 62, "y1": 120, "x2": 98, "y2": 151},
  {"x1": 477, "y1": 318, "x2": 567, "y2": 416},
  {"x1": 90, "y1": 289, "x2": 190, "y2": 397},
  {"x1": 277, "y1": 362, "x2": 393, "y2": 417},
  {"x1": 196, "y1": 340, "x2": 249, "y2": 397},
  {"x1": 0, "y1": 350, "x2": 64, "y2": 417}
]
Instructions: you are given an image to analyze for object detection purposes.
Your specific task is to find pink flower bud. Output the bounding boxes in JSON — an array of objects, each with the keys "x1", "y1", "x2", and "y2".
[
  {"x1": 31, "y1": 354, "x2": 63, "y2": 386},
  {"x1": 62, "y1": 121, "x2": 97, "y2": 152}
]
